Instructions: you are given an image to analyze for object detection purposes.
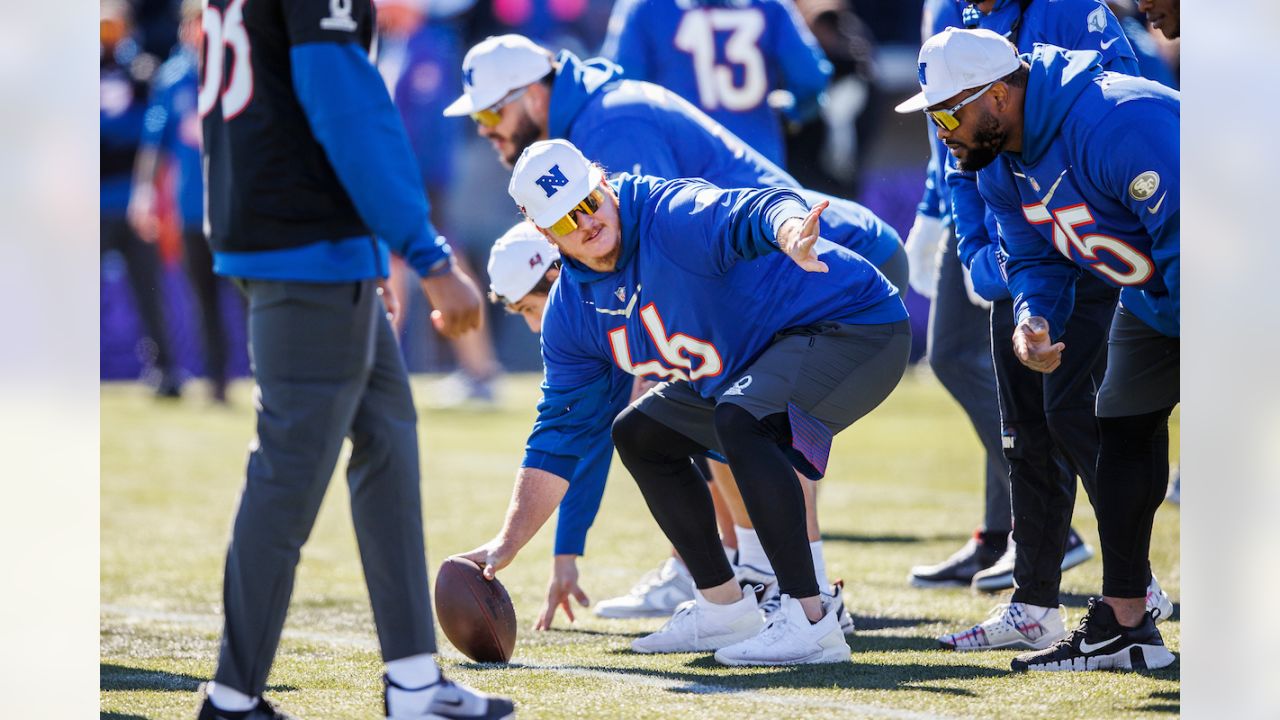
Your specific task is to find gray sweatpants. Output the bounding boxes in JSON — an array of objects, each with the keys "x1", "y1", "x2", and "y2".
[
  {"x1": 215, "y1": 279, "x2": 435, "y2": 696},
  {"x1": 928, "y1": 232, "x2": 1011, "y2": 533}
]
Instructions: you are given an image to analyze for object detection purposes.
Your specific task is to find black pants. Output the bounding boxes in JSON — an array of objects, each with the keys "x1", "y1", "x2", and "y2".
[
  {"x1": 992, "y1": 278, "x2": 1117, "y2": 608},
  {"x1": 101, "y1": 216, "x2": 176, "y2": 374},
  {"x1": 183, "y1": 228, "x2": 237, "y2": 388}
]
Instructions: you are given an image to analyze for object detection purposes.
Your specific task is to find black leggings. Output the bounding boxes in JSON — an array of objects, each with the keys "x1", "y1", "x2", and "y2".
[
  {"x1": 612, "y1": 403, "x2": 819, "y2": 599},
  {"x1": 1095, "y1": 406, "x2": 1173, "y2": 598}
]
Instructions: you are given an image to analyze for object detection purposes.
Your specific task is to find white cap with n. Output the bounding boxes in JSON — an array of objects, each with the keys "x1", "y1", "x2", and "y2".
[
  {"x1": 443, "y1": 34, "x2": 554, "y2": 117},
  {"x1": 507, "y1": 139, "x2": 605, "y2": 230},
  {"x1": 487, "y1": 222, "x2": 560, "y2": 303},
  {"x1": 894, "y1": 27, "x2": 1020, "y2": 113}
]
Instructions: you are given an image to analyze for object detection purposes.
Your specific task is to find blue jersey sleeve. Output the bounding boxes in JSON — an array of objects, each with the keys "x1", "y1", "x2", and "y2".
[
  {"x1": 769, "y1": 0, "x2": 832, "y2": 123},
  {"x1": 1087, "y1": 98, "x2": 1180, "y2": 327},
  {"x1": 980, "y1": 163, "x2": 1080, "y2": 339},
  {"x1": 289, "y1": 41, "x2": 450, "y2": 277},
  {"x1": 551, "y1": 383, "x2": 627, "y2": 556},
  {"x1": 947, "y1": 163, "x2": 1010, "y2": 301},
  {"x1": 140, "y1": 75, "x2": 173, "y2": 153},
  {"x1": 602, "y1": 0, "x2": 651, "y2": 79},
  {"x1": 1045, "y1": 0, "x2": 1139, "y2": 75},
  {"x1": 647, "y1": 180, "x2": 809, "y2": 274}
]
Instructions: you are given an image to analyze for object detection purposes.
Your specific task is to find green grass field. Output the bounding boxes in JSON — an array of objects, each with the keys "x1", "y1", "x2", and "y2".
[{"x1": 101, "y1": 370, "x2": 1179, "y2": 719}]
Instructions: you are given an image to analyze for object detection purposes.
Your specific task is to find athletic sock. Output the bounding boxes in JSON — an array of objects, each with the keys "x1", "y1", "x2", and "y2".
[
  {"x1": 810, "y1": 541, "x2": 829, "y2": 591},
  {"x1": 735, "y1": 526, "x2": 773, "y2": 573},
  {"x1": 207, "y1": 682, "x2": 258, "y2": 712},
  {"x1": 385, "y1": 654, "x2": 442, "y2": 717}
]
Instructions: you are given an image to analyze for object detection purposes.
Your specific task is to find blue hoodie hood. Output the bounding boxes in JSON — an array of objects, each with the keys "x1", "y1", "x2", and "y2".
[
  {"x1": 1020, "y1": 45, "x2": 1103, "y2": 165},
  {"x1": 555, "y1": 175, "x2": 644, "y2": 285},
  {"x1": 547, "y1": 51, "x2": 625, "y2": 141}
]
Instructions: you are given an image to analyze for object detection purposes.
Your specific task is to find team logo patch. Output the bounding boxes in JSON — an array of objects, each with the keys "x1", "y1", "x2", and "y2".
[
  {"x1": 320, "y1": 0, "x2": 358, "y2": 31},
  {"x1": 1087, "y1": 5, "x2": 1106, "y2": 33},
  {"x1": 615, "y1": 286, "x2": 626, "y2": 303},
  {"x1": 1129, "y1": 171, "x2": 1160, "y2": 201},
  {"x1": 535, "y1": 164, "x2": 570, "y2": 198},
  {"x1": 917, "y1": 62, "x2": 928, "y2": 86},
  {"x1": 528, "y1": 253, "x2": 543, "y2": 269},
  {"x1": 722, "y1": 375, "x2": 753, "y2": 397}
]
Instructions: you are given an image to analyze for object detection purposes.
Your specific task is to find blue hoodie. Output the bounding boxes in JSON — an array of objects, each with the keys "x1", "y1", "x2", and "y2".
[
  {"x1": 547, "y1": 51, "x2": 901, "y2": 267},
  {"x1": 523, "y1": 174, "x2": 906, "y2": 484},
  {"x1": 918, "y1": 0, "x2": 1140, "y2": 301},
  {"x1": 601, "y1": 0, "x2": 831, "y2": 166},
  {"x1": 980, "y1": 45, "x2": 1179, "y2": 338}
]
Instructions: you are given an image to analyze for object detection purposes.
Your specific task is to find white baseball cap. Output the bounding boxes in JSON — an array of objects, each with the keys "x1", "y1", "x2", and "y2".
[
  {"x1": 508, "y1": 139, "x2": 605, "y2": 230},
  {"x1": 894, "y1": 28, "x2": 1020, "y2": 113},
  {"x1": 443, "y1": 34, "x2": 554, "y2": 117},
  {"x1": 487, "y1": 222, "x2": 560, "y2": 303}
]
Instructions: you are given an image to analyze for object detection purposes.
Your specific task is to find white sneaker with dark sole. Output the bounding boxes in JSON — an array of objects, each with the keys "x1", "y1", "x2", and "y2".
[
  {"x1": 631, "y1": 586, "x2": 762, "y2": 654},
  {"x1": 1147, "y1": 575, "x2": 1174, "y2": 624},
  {"x1": 938, "y1": 602, "x2": 1066, "y2": 651},
  {"x1": 714, "y1": 594, "x2": 850, "y2": 666}
]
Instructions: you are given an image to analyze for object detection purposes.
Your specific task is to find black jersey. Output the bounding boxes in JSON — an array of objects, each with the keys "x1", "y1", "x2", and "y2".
[{"x1": 200, "y1": 0, "x2": 377, "y2": 253}]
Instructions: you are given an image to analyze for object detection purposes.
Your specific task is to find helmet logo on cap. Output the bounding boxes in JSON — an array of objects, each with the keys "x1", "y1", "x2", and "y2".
[
  {"x1": 535, "y1": 164, "x2": 570, "y2": 198},
  {"x1": 529, "y1": 253, "x2": 543, "y2": 269},
  {"x1": 918, "y1": 62, "x2": 927, "y2": 86}
]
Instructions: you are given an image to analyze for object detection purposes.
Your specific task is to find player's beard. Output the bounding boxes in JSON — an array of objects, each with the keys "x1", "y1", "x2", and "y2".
[
  {"x1": 502, "y1": 108, "x2": 544, "y2": 167},
  {"x1": 955, "y1": 111, "x2": 1007, "y2": 172}
]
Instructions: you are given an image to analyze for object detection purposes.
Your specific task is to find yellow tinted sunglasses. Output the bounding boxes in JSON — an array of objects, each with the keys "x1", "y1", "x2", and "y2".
[
  {"x1": 545, "y1": 189, "x2": 605, "y2": 237},
  {"x1": 927, "y1": 81, "x2": 995, "y2": 131},
  {"x1": 470, "y1": 87, "x2": 528, "y2": 128}
]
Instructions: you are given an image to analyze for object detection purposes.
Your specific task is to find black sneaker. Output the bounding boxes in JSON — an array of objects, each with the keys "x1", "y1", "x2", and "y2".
[
  {"x1": 196, "y1": 684, "x2": 295, "y2": 719},
  {"x1": 383, "y1": 674, "x2": 515, "y2": 719},
  {"x1": 908, "y1": 532, "x2": 1004, "y2": 588},
  {"x1": 1010, "y1": 598, "x2": 1176, "y2": 672}
]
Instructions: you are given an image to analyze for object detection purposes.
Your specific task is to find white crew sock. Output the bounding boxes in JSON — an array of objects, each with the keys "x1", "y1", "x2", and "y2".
[
  {"x1": 385, "y1": 654, "x2": 442, "y2": 717},
  {"x1": 695, "y1": 586, "x2": 755, "y2": 612},
  {"x1": 810, "y1": 541, "x2": 830, "y2": 591},
  {"x1": 735, "y1": 526, "x2": 773, "y2": 573},
  {"x1": 207, "y1": 682, "x2": 257, "y2": 712}
]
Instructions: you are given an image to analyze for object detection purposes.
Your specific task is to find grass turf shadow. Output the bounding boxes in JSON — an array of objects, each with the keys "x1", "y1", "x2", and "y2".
[
  {"x1": 819, "y1": 532, "x2": 968, "y2": 545},
  {"x1": 101, "y1": 714, "x2": 150, "y2": 719},
  {"x1": 100, "y1": 663, "x2": 296, "y2": 693},
  {"x1": 1133, "y1": 689, "x2": 1180, "y2": 714}
]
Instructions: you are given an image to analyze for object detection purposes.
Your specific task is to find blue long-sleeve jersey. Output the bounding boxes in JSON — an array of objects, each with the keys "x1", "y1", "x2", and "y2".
[
  {"x1": 917, "y1": 0, "x2": 1140, "y2": 301},
  {"x1": 548, "y1": 51, "x2": 901, "y2": 267},
  {"x1": 202, "y1": 0, "x2": 449, "y2": 282},
  {"x1": 981, "y1": 46, "x2": 1179, "y2": 338},
  {"x1": 140, "y1": 46, "x2": 203, "y2": 228},
  {"x1": 601, "y1": 0, "x2": 831, "y2": 167},
  {"x1": 525, "y1": 174, "x2": 906, "y2": 487}
]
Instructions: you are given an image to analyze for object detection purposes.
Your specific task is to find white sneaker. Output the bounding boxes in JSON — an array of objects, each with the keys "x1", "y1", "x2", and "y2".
[
  {"x1": 714, "y1": 594, "x2": 851, "y2": 666},
  {"x1": 596, "y1": 558, "x2": 695, "y2": 619},
  {"x1": 631, "y1": 586, "x2": 763, "y2": 653},
  {"x1": 938, "y1": 602, "x2": 1067, "y2": 651},
  {"x1": 735, "y1": 562, "x2": 779, "y2": 604},
  {"x1": 1147, "y1": 574, "x2": 1174, "y2": 624},
  {"x1": 761, "y1": 581, "x2": 855, "y2": 634}
]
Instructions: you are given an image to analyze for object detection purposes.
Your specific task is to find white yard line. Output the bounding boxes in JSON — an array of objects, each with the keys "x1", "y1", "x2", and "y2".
[{"x1": 102, "y1": 604, "x2": 963, "y2": 720}]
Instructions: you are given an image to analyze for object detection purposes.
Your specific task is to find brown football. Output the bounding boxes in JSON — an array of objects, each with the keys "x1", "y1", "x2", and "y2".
[{"x1": 433, "y1": 556, "x2": 518, "y2": 663}]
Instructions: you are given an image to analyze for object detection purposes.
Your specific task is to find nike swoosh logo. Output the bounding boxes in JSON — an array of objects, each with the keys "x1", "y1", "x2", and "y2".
[
  {"x1": 1079, "y1": 635, "x2": 1122, "y2": 653},
  {"x1": 1100, "y1": 37, "x2": 1118, "y2": 50},
  {"x1": 594, "y1": 283, "x2": 642, "y2": 317},
  {"x1": 1147, "y1": 192, "x2": 1167, "y2": 214},
  {"x1": 1040, "y1": 169, "x2": 1070, "y2": 206}
]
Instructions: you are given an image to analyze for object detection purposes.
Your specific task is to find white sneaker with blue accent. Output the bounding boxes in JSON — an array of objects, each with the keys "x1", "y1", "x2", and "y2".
[{"x1": 595, "y1": 557, "x2": 694, "y2": 619}]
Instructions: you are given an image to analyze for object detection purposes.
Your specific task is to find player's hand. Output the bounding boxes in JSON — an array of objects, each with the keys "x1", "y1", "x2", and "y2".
[
  {"x1": 1012, "y1": 316, "x2": 1065, "y2": 373},
  {"x1": 630, "y1": 376, "x2": 658, "y2": 403},
  {"x1": 376, "y1": 279, "x2": 400, "y2": 324},
  {"x1": 904, "y1": 214, "x2": 946, "y2": 298},
  {"x1": 458, "y1": 538, "x2": 518, "y2": 581},
  {"x1": 535, "y1": 555, "x2": 591, "y2": 631},
  {"x1": 127, "y1": 190, "x2": 159, "y2": 243},
  {"x1": 420, "y1": 264, "x2": 483, "y2": 338},
  {"x1": 777, "y1": 200, "x2": 830, "y2": 273}
]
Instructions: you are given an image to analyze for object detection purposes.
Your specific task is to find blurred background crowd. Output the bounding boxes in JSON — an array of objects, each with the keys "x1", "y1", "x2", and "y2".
[{"x1": 100, "y1": 0, "x2": 1179, "y2": 405}]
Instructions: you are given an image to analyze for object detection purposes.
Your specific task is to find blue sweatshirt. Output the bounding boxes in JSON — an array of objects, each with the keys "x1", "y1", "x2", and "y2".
[
  {"x1": 140, "y1": 46, "x2": 203, "y2": 228},
  {"x1": 526, "y1": 174, "x2": 906, "y2": 486},
  {"x1": 602, "y1": 0, "x2": 831, "y2": 166},
  {"x1": 548, "y1": 51, "x2": 901, "y2": 267},
  {"x1": 981, "y1": 46, "x2": 1179, "y2": 338}
]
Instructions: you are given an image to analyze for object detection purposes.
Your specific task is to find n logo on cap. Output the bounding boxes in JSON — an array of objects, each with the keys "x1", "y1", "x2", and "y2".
[
  {"x1": 918, "y1": 62, "x2": 928, "y2": 86},
  {"x1": 463, "y1": 67, "x2": 475, "y2": 88},
  {"x1": 535, "y1": 165, "x2": 570, "y2": 198}
]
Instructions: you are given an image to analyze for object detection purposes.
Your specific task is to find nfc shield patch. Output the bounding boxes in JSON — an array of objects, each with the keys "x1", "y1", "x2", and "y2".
[{"x1": 535, "y1": 164, "x2": 570, "y2": 198}]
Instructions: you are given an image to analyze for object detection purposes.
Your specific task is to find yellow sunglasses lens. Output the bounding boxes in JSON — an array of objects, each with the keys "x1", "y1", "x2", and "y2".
[
  {"x1": 545, "y1": 190, "x2": 603, "y2": 237},
  {"x1": 470, "y1": 108, "x2": 502, "y2": 127},
  {"x1": 928, "y1": 110, "x2": 960, "y2": 131}
]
